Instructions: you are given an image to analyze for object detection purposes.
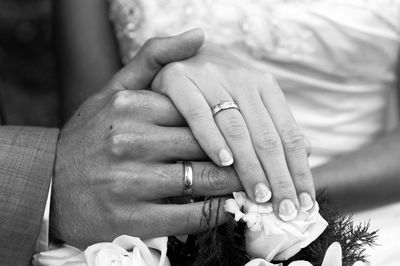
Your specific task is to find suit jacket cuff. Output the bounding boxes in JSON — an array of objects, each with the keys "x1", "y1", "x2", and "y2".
[{"x1": 0, "y1": 126, "x2": 59, "y2": 265}]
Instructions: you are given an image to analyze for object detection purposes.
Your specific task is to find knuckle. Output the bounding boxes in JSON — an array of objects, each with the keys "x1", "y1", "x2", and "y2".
[
  {"x1": 185, "y1": 209, "x2": 195, "y2": 228},
  {"x1": 185, "y1": 104, "x2": 210, "y2": 121},
  {"x1": 242, "y1": 161, "x2": 259, "y2": 176},
  {"x1": 281, "y1": 129, "x2": 305, "y2": 151},
  {"x1": 100, "y1": 201, "x2": 117, "y2": 223},
  {"x1": 242, "y1": 162, "x2": 265, "y2": 182},
  {"x1": 156, "y1": 63, "x2": 188, "y2": 94},
  {"x1": 202, "y1": 61, "x2": 219, "y2": 74},
  {"x1": 107, "y1": 76, "x2": 125, "y2": 92},
  {"x1": 108, "y1": 172, "x2": 140, "y2": 196},
  {"x1": 161, "y1": 62, "x2": 188, "y2": 84},
  {"x1": 273, "y1": 177, "x2": 295, "y2": 195},
  {"x1": 115, "y1": 207, "x2": 141, "y2": 230},
  {"x1": 222, "y1": 116, "x2": 248, "y2": 140},
  {"x1": 131, "y1": 90, "x2": 156, "y2": 111},
  {"x1": 109, "y1": 183, "x2": 125, "y2": 197},
  {"x1": 293, "y1": 170, "x2": 312, "y2": 185},
  {"x1": 165, "y1": 62, "x2": 187, "y2": 75},
  {"x1": 141, "y1": 37, "x2": 164, "y2": 70},
  {"x1": 110, "y1": 90, "x2": 137, "y2": 110},
  {"x1": 142, "y1": 37, "x2": 161, "y2": 51},
  {"x1": 263, "y1": 72, "x2": 277, "y2": 86},
  {"x1": 201, "y1": 165, "x2": 230, "y2": 191},
  {"x1": 254, "y1": 131, "x2": 282, "y2": 152},
  {"x1": 108, "y1": 132, "x2": 145, "y2": 157}
]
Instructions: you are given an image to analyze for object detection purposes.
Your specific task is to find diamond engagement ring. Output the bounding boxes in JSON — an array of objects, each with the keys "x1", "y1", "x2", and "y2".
[{"x1": 212, "y1": 101, "x2": 240, "y2": 116}]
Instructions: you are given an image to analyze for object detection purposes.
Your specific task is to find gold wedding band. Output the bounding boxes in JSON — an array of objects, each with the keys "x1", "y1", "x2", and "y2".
[
  {"x1": 182, "y1": 161, "x2": 193, "y2": 197},
  {"x1": 212, "y1": 101, "x2": 240, "y2": 116}
]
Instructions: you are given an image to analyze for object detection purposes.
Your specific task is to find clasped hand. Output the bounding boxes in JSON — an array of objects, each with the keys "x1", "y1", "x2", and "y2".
[
  {"x1": 51, "y1": 29, "x2": 315, "y2": 248},
  {"x1": 51, "y1": 30, "x2": 242, "y2": 248}
]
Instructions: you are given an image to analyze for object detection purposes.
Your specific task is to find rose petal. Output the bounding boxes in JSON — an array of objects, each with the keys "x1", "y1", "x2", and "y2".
[
  {"x1": 287, "y1": 260, "x2": 313, "y2": 266},
  {"x1": 132, "y1": 247, "x2": 148, "y2": 266},
  {"x1": 61, "y1": 262, "x2": 87, "y2": 266},
  {"x1": 149, "y1": 249, "x2": 171, "y2": 266},
  {"x1": 34, "y1": 236, "x2": 171, "y2": 266},
  {"x1": 261, "y1": 213, "x2": 284, "y2": 237},
  {"x1": 85, "y1": 243, "x2": 130, "y2": 266},
  {"x1": 95, "y1": 246, "x2": 131, "y2": 266},
  {"x1": 243, "y1": 213, "x2": 262, "y2": 231},
  {"x1": 243, "y1": 200, "x2": 260, "y2": 213},
  {"x1": 225, "y1": 198, "x2": 245, "y2": 221},
  {"x1": 143, "y1": 237, "x2": 170, "y2": 266},
  {"x1": 257, "y1": 203, "x2": 273, "y2": 214},
  {"x1": 244, "y1": 258, "x2": 281, "y2": 266},
  {"x1": 233, "y1": 191, "x2": 247, "y2": 207},
  {"x1": 32, "y1": 245, "x2": 86, "y2": 266},
  {"x1": 246, "y1": 228, "x2": 287, "y2": 261},
  {"x1": 174, "y1": 235, "x2": 188, "y2": 243},
  {"x1": 112, "y1": 235, "x2": 156, "y2": 265},
  {"x1": 299, "y1": 213, "x2": 328, "y2": 249},
  {"x1": 321, "y1": 242, "x2": 342, "y2": 266}
]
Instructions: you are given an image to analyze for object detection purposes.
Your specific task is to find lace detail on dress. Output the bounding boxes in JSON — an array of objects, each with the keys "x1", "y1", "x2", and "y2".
[
  {"x1": 109, "y1": 0, "x2": 144, "y2": 62},
  {"x1": 109, "y1": 0, "x2": 329, "y2": 63},
  {"x1": 109, "y1": 0, "x2": 400, "y2": 65}
]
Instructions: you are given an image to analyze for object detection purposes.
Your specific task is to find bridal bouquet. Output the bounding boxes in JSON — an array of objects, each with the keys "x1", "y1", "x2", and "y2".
[
  {"x1": 33, "y1": 239, "x2": 359, "y2": 266},
  {"x1": 33, "y1": 191, "x2": 376, "y2": 266}
]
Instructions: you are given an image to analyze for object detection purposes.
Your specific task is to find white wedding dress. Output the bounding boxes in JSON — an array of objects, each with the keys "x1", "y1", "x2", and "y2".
[{"x1": 108, "y1": 0, "x2": 400, "y2": 265}]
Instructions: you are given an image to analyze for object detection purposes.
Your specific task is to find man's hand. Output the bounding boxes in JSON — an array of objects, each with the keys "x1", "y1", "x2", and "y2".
[{"x1": 50, "y1": 30, "x2": 242, "y2": 248}]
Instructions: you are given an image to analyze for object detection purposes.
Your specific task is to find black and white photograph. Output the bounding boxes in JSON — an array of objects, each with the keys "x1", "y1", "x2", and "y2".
[{"x1": 0, "y1": 0, "x2": 399, "y2": 265}]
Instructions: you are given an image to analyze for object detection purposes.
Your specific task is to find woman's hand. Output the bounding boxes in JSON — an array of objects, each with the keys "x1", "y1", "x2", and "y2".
[{"x1": 152, "y1": 34, "x2": 315, "y2": 221}]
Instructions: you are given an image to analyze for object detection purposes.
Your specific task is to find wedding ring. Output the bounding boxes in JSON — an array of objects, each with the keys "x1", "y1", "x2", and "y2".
[
  {"x1": 182, "y1": 161, "x2": 193, "y2": 197},
  {"x1": 212, "y1": 101, "x2": 240, "y2": 116}
]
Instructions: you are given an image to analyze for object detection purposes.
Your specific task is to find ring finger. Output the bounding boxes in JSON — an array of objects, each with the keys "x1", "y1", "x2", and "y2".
[
  {"x1": 152, "y1": 71, "x2": 233, "y2": 167},
  {"x1": 197, "y1": 84, "x2": 272, "y2": 203},
  {"x1": 115, "y1": 161, "x2": 242, "y2": 201}
]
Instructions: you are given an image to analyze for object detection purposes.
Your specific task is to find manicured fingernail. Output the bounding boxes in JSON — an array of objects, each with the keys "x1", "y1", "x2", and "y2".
[
  {"x1": 279, "y1": 199, "x2": 297, "y2": 221},
  {"x1": 299, "y1": 192, "x2": 314, "y2": 211},
  {"x1": 254, "y1": 183, "x2": 271, "y2": 203},
  {"x1": 219, "y1": 149, "x2": 234, "y2": 166}
]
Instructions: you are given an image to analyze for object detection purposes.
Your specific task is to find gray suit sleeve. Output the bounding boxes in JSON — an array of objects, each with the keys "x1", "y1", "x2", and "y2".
[{"x1": 0, "y1": 126, "x2": 59, "y2": 265}]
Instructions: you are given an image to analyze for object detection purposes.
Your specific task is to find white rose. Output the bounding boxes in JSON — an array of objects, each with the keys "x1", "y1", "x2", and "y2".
[
  {"x1": 33, "y1": 236, "x2": 169, "y2": 266},
  {"x1": 225, "y1": 192, "x2": 328, "y2": 262},
  {"x1": 85, "y1": 235, "x2": 169, "y2": 266},
  {"x1": 85, "y1": 243, "x2": 132, "y2": 266},
  {"x1": 245, "y1": 242, "x2": 366, "y2": 266}
]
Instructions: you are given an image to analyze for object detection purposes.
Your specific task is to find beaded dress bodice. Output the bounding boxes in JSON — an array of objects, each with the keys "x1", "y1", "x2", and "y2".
[{"x1": 109, "y1": 0, "x2": 400, "y2": 167}]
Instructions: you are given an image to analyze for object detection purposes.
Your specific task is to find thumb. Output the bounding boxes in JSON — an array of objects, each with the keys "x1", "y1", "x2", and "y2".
[{"x1": 109, "y1": 28, "x2": 205, "y2": 92}]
